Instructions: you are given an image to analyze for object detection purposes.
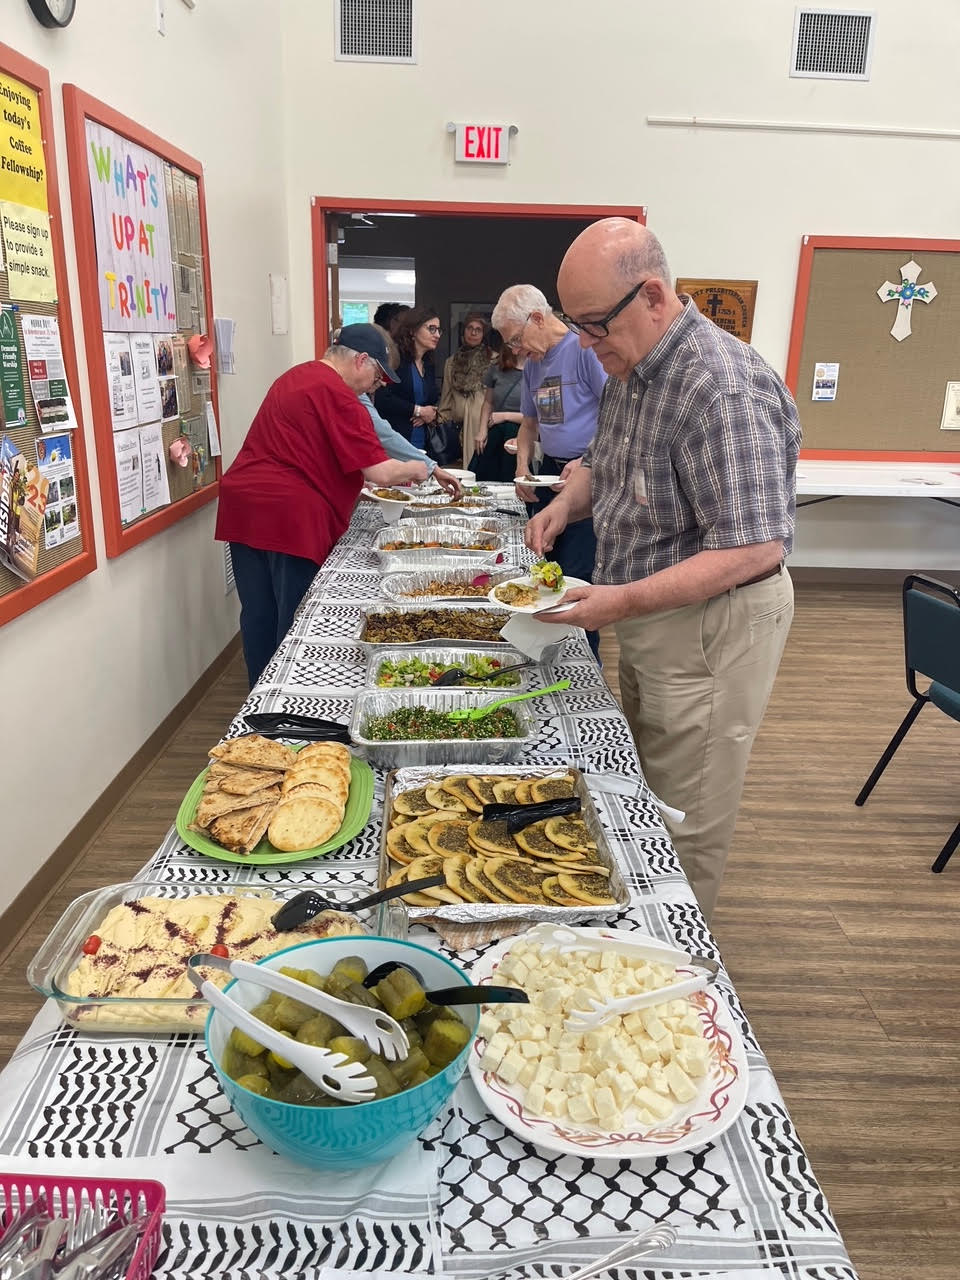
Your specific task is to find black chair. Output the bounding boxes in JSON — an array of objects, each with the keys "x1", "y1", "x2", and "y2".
[{"x1": 855, "y1": 573, "x2": 960, "y2": 872}]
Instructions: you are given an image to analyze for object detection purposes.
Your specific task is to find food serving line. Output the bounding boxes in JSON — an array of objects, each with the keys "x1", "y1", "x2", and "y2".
[{"x1": 0, "y1": 494, "x2": 858, "y2": 1280}]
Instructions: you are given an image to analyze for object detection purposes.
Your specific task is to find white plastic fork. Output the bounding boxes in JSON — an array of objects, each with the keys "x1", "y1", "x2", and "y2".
[
  {"x1": 486, "y1": 1223, "x2": 677, "y2": 1280},
  {"x1": 519, "y1": 925, "x2": 719, "y2": 1032}
]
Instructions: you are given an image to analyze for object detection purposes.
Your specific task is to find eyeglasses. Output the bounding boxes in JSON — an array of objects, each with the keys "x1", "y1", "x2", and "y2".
[
  {"x1": 425, "y1": 324, "x2": 442, "y2": 335},
  {"x1": 559, "y1": 280, "x2": 648, "y2": 338},
  {"x1": 504, "y1": 313, "x2": 532, "y2": 351}
]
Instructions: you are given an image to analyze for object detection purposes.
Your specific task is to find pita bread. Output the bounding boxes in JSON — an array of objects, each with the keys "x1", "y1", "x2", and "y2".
[
  {"x1": 209, "y1": 735, "x2": 297, "y2": 771},
  {"x1": 218, "y1": 767, "x2": 286, "y2": 796},
  {"x1": 281, "y1": 766, "x2": 349, "y2": 803},
  {"x1": 556, "y1": 870, "x2": 617, "y2": 905},
  {"x1": 442, "y1": 854, "x2": 481, "y2": 902},
  {"x1": 268, "y1": 796, "x2": 342, "y2": 852},
  {"x1": 194, "y1": 784, "x2": 280, "y2": 827},
  {"x1": 208, "y1": 801, "x2": 274, "y2": 854},
  {"x1": 392, "y1": 786, "x2": 436, "y2": 816},
  {"x1": 386, "y1": 825, "x2": 420, "y2": 864},
  {"x1": 424, "y1": 783, "x2": 468, "y2": 812},
  {"x1": 483, "y1": 856, "x2": 553, "y2": 905},
  {"x1": 282, "y1": 781, "x2": 347, "y2": 813},
  {"x1": 296, "y1": 741, "x2": 352, "y2": 770}
]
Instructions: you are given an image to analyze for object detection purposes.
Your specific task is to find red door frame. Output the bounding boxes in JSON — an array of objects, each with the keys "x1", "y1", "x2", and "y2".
[
  {"x1": 787, "y1": 234, "x2": 960, "y2": 462},
  {"x1": 310, "y1": 198, "x2": 647, "y2": 357},
  {"x1": 0, "y1": 42, "x2": 97, "y2": 629},
  {"x1": 63, "y1": 84, "x2": 222, "y2": 557}
]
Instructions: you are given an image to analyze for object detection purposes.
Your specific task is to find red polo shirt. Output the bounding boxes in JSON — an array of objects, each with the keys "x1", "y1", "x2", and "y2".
[{"x1": 215, "y1": 361, "x2": 387, "y2": 565}]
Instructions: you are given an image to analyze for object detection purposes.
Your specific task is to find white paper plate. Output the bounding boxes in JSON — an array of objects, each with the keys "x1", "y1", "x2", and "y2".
[
  {"x1": 362, "y1": 487, "x2": 415, "y2": 505},
  {"x1": 515, "y1": 475, "x2": 565, "y2": 487},
  {"x1": 467, "y1": 926, "x2": 749, "y2": 1159},
  {"x1": 487, "y1": 575, "x2": 590, "y2": 614}
]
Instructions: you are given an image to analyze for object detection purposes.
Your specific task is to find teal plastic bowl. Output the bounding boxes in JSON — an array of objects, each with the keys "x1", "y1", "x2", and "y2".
[{"x1": 205, "y1": 935, "x2": 479, "y2": 1169}]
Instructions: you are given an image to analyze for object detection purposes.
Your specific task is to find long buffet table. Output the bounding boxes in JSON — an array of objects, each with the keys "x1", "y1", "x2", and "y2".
[{"x1": 0, "y1": 503, "x2": 858, "y2": 1280}]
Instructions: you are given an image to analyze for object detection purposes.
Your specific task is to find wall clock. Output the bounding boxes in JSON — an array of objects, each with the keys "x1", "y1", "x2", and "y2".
[{"x1": 27, "y1": 0, "x2": 77, "y2": 28}]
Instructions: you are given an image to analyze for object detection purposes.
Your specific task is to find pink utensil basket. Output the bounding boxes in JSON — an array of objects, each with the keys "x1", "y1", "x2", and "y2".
[{"x1": 0, "y1": 1171, "x2": 165, "y2": 1280}]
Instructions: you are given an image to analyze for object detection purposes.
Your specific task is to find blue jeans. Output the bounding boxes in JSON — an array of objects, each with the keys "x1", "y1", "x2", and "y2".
[
  {"x1": 230, "y1": 543, "x2": 320, "y2": 688},
  {"x1": 526, "y1": 454, "x2": 600, "y2": 660}
]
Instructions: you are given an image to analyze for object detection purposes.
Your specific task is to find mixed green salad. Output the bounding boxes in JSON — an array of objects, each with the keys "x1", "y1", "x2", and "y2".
[
  {"x1": 530, "y1": 560, "x2": 565, "y2": 591},
  {"x1": 374, "y1": 655, "x2": 521, "y2": 688}
]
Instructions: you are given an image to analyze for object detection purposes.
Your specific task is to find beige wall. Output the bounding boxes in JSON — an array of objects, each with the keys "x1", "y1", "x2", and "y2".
[
  {"x1": 0, "y1": 2, "x2": 293, "y2": 907},
  {"x1": 281, "y1": 0, "x2": 960, "y2": 567}
]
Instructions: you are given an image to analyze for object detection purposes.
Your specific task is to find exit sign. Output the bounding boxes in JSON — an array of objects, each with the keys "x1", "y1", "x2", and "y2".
[{"x1": 453, "y1": 123, "x2": 510, "y2": 164}]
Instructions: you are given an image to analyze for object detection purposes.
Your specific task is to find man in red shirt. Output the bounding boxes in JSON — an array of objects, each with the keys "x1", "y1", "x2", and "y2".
[{"x1": 216, "y1": 324, "x2": 429, "y2": 686}]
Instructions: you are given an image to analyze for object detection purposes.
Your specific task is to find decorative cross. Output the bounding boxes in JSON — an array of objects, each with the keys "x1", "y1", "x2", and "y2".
[{"x1": 876, "y1": 259, "x2": 937, "y2": 342}]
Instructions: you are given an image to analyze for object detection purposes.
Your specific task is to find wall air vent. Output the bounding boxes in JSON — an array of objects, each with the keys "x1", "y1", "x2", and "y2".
[
  {"x1": 336, "y1": 0, "x2": 416, "y2": 63},
  {"x1": 791, "y1": 9, "x2": 875, "y2": 80}
]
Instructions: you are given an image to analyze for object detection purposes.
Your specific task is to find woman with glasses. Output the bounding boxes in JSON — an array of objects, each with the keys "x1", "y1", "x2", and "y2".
[
  {"x1": 374, "y1": 304, "x2": 442, "y2": 449},
  {"x1": 437, "y1": 312, "x2": 495, "y2": 468}
]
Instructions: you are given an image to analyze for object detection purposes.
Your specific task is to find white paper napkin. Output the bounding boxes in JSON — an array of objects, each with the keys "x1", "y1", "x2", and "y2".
[{"x1": 499, "y1": 613, "x2": 576, "y2": 660}]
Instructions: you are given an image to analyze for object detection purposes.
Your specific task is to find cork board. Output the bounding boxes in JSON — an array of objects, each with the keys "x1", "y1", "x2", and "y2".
[
  {"x1": 63, "y1": 86, "x2": 220, "y2": 558},
  {"x1": 787, "y1": 236, "x2": 960, "y2": 459},
  {"x1": 0, "y1": 43, "x2": 96, "y2": 626}
]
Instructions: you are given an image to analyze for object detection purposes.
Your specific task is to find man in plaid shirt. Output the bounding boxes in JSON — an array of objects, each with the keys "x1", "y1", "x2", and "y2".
[{"x1": 528, "y1": 219, "x2": 800, "y2": 921}]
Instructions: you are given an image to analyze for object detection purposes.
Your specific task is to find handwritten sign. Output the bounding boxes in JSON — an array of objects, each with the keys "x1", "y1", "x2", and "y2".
[
  {"x1": 85, "y1": 120, "x2": 176, "y2": 332},
  {"x1": 0, "y1": 72, "x2": 47, "y2": 212}
]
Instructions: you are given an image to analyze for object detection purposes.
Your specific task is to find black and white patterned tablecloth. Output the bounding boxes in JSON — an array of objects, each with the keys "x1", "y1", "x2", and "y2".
[{"x1": 0, "y1": 504, "x2": 857, "y2": 1280}]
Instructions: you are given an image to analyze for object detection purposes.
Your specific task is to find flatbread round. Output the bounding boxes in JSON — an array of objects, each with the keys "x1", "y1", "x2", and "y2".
[
  {"x1": 282, "y1": 781, "x2": 346, "y2": 815},
  {"x1": 267, "y1": 796, "x2": 342, "y2": 852},
  {"x1": 393, "y1": 786, "x2": 436, "y2": 816},
  {"x1": 281, "y1": 765, "x2": 349, "y2": 804},
  {"x1": 296, "y1": 742, "x2": 352, "y2": 770},
  {"x1": 424, "y1": 783, "x2": 468, "y2": 812}
]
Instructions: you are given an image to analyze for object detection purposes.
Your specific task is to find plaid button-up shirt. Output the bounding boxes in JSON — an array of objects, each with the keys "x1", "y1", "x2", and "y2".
[{"x1": 583, "y1": 299, "x2": 800, "y2": 584}]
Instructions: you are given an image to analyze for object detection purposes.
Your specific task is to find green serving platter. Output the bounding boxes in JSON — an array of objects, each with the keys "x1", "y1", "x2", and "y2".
[{"x1": 176, "y1": 753, "x2": 374, "y2": 865}]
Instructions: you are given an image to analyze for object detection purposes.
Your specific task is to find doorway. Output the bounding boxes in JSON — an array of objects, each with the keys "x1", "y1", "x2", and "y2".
[{"x1": 311, "y1": 198, "x2": 647, "y2": 354}]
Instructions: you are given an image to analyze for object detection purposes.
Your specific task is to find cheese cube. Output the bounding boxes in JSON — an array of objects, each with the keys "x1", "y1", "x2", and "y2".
[
  {"x1": 634, "y1": 1085, "x2": 674, "y2": 1119},
  {"x1": 477, "y1": 1013, "x2": 501, "y2": 1041},
  {"x1": 584, "y1": 951, "x2": 603, "y2": 971},
  {"x1": 497, "y1": 1049, "x2": 526, "y2": 1086},
  {"x1": 584, "y1": 1026, "x2": 615, "y2": 1052},
  {"x1": 638, "y1": 1038, "x2": 662, "y2": 1065},
  {"x1": 622, "y1": 1010, "x2": 646, "y2": 1036},
  {"x1": 648, "y1": 1063, "x2": 670, "y2": 1095},
  {"x1": 593, "y1": 1086, "x2": 618, "y2": 1121},
  {"x1": 533, "y1": 1059, "x2": 555, "y2": 1087},
  {"x1": 526, "y1": 1022, "x2": 548, "y2": 1042},
  {"x1": 676, "y1": 1047, "x2": 709, "y2": 1078},
  {"x1": 599, "y1": 950, "x2": 620, "y2": 971},
  {"x1": 663, "y1": 1059, "x2": 697, "y2": 1103},
  {"x1": 518, "y1": 1060, "x2": 538, "y2": 1089},
  {"x1": 558, "y1": 1049, "x2": 581, "y2": 1074},
  {"x1": 539, "y1": 986, "x2": 564, "y2": 1014},
  {"x1": 595, "y1": 1067, "x2": 618, "y2": 1090},
  {"x1": 525, "y1": 1082, "x2": 547, "y2": 1115},
  {"x1": 488, "y1": 1032, "x2": 512, "y2": 1055},
  {"x1": 547, "y1": 1024, "x2": 564, "y2": 1047},
  {"x1": 549, "y1": 1069, "x2": 569, "y2": 1091},
  {"x1": 507, "y1": 1018, "x2": 532, "y2": 1041},
  {"x1": 679, "y1": 1010, "x2": 703, "y2": 1034},
  {"x1": 640, "y1": 1010, "x2": 668, "y2": 1040},
  {"x1": 567, "y1": 1094, "x2": 595, "y2": 1124},
  {"x1": 479, "y1": 1042, "x2": 506, "y2": 1072},
  {"x1": 612, "y1": 1071, "x2": 636, "y2": 1109},
  {"x1": 543, "y1": 1087, "x2": 568, "y2": 1117},
  {"x1": 629, "y1": 1060, "x2": 650, "y2": 1086}
]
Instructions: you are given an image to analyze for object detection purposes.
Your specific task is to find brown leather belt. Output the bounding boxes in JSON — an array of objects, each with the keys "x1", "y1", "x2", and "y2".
[{"x1": 737, "y1": 562, "x2": 784, "y2": 589}]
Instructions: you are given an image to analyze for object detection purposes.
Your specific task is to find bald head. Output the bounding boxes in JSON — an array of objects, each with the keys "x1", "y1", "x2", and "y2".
[{"x1": 557, "y1": 219, "x2": 681, "y2": 379}]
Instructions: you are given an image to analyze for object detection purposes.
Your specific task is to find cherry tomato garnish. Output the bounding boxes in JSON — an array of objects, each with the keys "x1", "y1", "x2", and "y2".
[
  {"x1": 210, "y1": 944, "x2": 229, "y2": 958},
  {"x1": 82, "y1": 934, "x2": 102, "y2": 955}
]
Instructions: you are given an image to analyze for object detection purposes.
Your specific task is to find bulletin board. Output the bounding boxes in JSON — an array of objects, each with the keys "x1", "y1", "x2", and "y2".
[
  {"x1": 62, "y1": 86, "x2": 220, "y2": 558},
  {"x1": 0, "y1": 43, "x2": 96, "y2": 629},
  {"x1": 786, "y1": 235, "x2": 960, "y2": 461}
]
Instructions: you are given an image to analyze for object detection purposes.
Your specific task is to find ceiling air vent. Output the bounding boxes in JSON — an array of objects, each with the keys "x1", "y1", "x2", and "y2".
[
  {"x1": 791, "y1": 8, "x2": 875, "y2": 80},
  {"x1": 336, "y1": 0, "x2": 416, "y2": 63}
]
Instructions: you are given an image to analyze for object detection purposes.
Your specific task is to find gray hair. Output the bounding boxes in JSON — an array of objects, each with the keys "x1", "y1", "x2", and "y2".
[
  {"x1": 615, "y1": 234, "x2": 672, "y2": 286},
  {"x1": 492, "y1": 284, "x2": 551, "y2": 331}
]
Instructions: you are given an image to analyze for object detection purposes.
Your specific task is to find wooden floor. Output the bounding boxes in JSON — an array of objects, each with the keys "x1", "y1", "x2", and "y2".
[{"x1": 2, "y1": 584, "x2": 958, "y2": 1280}]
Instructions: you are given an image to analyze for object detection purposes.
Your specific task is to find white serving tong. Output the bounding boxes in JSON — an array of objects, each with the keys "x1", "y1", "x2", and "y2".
[
  {"x1": 187, "y1": 953, "x2": 410, "y2": 1103},
  {"x1": 519, "y1": 925, "x2": 719, "y2": 1032}
]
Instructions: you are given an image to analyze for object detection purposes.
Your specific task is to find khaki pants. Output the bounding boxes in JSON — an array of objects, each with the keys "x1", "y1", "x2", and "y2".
[{"x1": 615, "y1": 568, "x2": 794, "y2": 921}]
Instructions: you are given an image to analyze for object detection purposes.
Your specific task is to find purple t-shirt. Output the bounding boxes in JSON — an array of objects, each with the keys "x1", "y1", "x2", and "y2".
[{"x1": 520, "y1": 331, "x2": 608, "y2": 459}]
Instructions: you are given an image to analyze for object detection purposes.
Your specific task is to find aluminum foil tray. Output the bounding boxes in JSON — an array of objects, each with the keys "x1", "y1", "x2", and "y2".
[
  {"x1": 380, "y1": 565, "x2": 519, "y2": 604},
  {"x1": 354, "y1": 600, "x2": 514, "y2": 652},
  {"x1": 365, "y1": 645, "x2": 532, "y2": 691},
  {"x1": 349, "y1": 688, "x2": 535, "y2": 768},
  {"x1": 379, "y1": 765, "x2": 629, "y2": 925}
]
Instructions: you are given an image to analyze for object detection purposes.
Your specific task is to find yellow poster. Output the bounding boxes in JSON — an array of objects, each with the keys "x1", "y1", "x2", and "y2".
[
  {"x1": 0, "y1": 72, "x2": 47, "y2": 212},
  {"x1": 1, "y1": 202, "x2": 57, "y2": 302}
]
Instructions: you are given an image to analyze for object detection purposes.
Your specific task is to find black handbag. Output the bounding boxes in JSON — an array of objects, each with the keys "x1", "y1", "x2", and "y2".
[{"x1": 424, "y1": 419, "x2": 461, "y2": 466}]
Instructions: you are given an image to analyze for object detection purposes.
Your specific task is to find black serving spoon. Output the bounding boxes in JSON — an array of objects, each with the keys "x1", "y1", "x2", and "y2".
[
  {"x1": 362, "y1": 960, "x2": 529, "y2": 1008},
  {"x1": 271, "y1": 877, "x2": 445, "y2": 932},
  {"x1": 432, "y1": 659, "x2": 536, "y2": 688}
]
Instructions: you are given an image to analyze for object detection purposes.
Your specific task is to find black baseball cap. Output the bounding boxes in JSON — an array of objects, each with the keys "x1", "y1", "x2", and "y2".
[{"x1": 336, "y1": 323, "x2": 399, "y2": 383}]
